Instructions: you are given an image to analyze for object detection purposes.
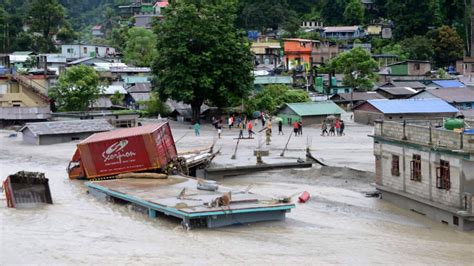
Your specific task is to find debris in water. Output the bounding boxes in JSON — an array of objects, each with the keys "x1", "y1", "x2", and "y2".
[
  {"x1": 3, "y1": 171, "x2": 53, "y2": 208},
  {"x1": 298, "y1": 191, "x2": 310, "y2": 203}
]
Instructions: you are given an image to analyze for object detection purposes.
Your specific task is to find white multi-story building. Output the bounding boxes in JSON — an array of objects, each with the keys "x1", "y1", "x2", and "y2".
[{"x1": 61, "y1": 44, "x2": 117, "y2": 61}]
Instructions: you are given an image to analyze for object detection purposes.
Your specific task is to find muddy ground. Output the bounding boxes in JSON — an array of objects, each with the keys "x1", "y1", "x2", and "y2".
[{"x1": 1, "y1": 117, "x2": 473, "y2": 264}]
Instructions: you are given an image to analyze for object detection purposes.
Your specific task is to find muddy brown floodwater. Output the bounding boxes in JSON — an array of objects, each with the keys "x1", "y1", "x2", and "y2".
[{"x1": 1, "y1": 119, "x2": 473, "y2": 264}]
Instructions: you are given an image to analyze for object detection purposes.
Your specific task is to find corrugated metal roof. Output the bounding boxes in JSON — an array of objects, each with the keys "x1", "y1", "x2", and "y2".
[
  {"x1": 431, "y1": 80, "x2": 465, "y2": 88},
  {"x1": 331, "y1": 92, "x2": 386, "y2": 101},
  {"x1": 130, "y1": 92, "x2": 151, "y2": 102},
  {"x1": 20, "y1": 119, "x2": 114, "y2": 136},
  {"x1": 366, "y1": 98, "x2": 459, "y2": 114},
  {"x1": 254, "y1": 76, "x2": 293, "y2": 85},
  {"x1": 100, "y1": 85, "x2": 127, "y2": 95},
  {"x1": 324, "y1": 26, "x2": 360, "y2": 33},
  {"x1": 381, "y1": 81, "x2": 426, "y2": 89},
  {"x1": 127, "y1": 83, "x2": 152, "y2": 93},
  {"x1": 376, "y1": 87, "x2": 417, "y2": 95},
  {"x1": 283, "y1": 101, "x2": 344, "y2": 116},
  {"x1": 419, "y1": 87, "x2": 474, "y2": 103}
]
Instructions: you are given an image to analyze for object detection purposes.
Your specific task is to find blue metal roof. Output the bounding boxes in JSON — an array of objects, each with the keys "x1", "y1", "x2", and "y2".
[
  {"x1": 367, "y1": 98, "x2": 459, "y2": 114},
  {"x1": 431, "y1": 80, "x2": 465, "y2": 88}
]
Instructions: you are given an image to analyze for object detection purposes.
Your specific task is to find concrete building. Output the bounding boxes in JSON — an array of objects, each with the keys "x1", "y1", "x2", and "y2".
[
  {"x1": 353, "y1": 98, "x2": 459, "y2": 125},
  {"x1": 61, "y1": 44, "x2": 117, "y2": 61},
  {"x1": 20, "y1": 119, "x2": 114, "y2": 145},
  {"x1": 276, "y1": 101, "x2": 344, "y2": 125},
  {"x1": 379, "y1": 60, "x2": 432, "y2": 82},
  {"x1": 283, "y1": 38, "x2": 318, "y2": 70},
  {"x1": 0, "y1": 73, "x2": 52, "y2": 127},
  {"x1": 372, "y1": 120, "x2": 474, "y2": 230},
  {"x1": 321, "y1": 26, "x2": 365, "y2": 40},
  {"x1": 312, "y1": 41, "x2": 340, "y2": 64},
  {"x1": 250, "y1": 42, "x2": 282, "y2": 67}
]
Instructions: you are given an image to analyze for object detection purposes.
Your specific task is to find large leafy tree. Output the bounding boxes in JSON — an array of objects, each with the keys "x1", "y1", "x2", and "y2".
[
  {"x1": 27, "y1": 0, "x2": 66, "y2": 52},
  {"x1": 152, "y1": 0, "x2": 254, "y2": 122},
  {"x1": 427, "y1": 25, "x2": 464, "y2": 67},
  {"x1": 385, "y1": 0, "x2": 438, "y2": 39},
  {"x1": 344, "y1": 0, "x2": 365, "y2": 25},
  {"x1": 124, "y1": 27, "x2": 158, "y2": 67},
  {"x1": 400, "y1": 36, "x2": 434, "y2": 61},
  {"x1": 49, "y1": 65, "x2": 101, "y2": 111},
  {"x1": 238, "y1": 0, "x2": 295, "y2": 32},
  {"x1": 329, "y1": 47, "x2": 378, "y2": 91}
]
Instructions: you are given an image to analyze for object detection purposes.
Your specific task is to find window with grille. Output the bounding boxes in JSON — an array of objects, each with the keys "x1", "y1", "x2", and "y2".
[
  {"x1": 410, "y1": 154, "x2": 422, "y2": 181},
  {"x1": 436, "y1": 160, "x2": 451, "y2": 190},
  {"x1": 391, "y1": 155, "x2": 400, "y2": 176}
]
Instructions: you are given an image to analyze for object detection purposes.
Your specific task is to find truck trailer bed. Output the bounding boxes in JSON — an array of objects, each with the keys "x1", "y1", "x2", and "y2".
[{"x1": 86, "y1": 176, "x2": 295, "y2": 229}]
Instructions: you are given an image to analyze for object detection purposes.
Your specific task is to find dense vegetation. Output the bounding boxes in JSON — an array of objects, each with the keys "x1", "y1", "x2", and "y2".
[{"x1": 0, "y1": 0, "x2": 470, "y2": 66}]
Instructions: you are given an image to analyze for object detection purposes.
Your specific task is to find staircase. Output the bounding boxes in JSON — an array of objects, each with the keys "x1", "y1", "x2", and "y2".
[{"x1": 13, "y1": 75, "x2": 50, "y2": 103}]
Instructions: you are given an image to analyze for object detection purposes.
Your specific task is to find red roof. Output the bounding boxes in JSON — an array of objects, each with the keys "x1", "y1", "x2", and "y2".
[
  {"x1": 92, "y1": 25, "x2": 102, "y2": 30},
  {"x1": 81, "y1": 123, "x2": 168, "y2": 144},
  {"x1": 155, "y1": 1, "x2": 169, "y2": 8}
]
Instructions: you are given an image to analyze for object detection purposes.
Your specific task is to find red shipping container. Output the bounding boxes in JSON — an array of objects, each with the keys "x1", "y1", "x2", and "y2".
[{"x1": 68, "y1": 122, "x2": 177, "y2": 179}]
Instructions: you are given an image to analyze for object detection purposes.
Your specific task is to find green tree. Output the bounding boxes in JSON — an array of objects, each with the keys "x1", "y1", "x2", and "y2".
[
  {"x1": 245, "y1": 84, "x2": 310, "y2": 114},
  {"x1": 27, "y1": 0, "x2": 66, "y2": 52},
  {"x1": 321, "y1": 0, "x2": 347, "y2": 25},
  {"x1": 152, "y1": 1, "x2": 254, "y2": 122},
  {"x1": 400, "y1": 36, "x2": 434, "y2": 61},
  {"x1": 56, "y1": 24, "x2": 77, "y2": 44},
  {"x1": 385, "y1": 0, "x2": 438, "y2": 39},
  {"x1": 124, "y1": 27, "x2": 158, "y2": 67},
  {"x1": 328, "y1": 47, "x2": 378, "y2": 90},
  {"x1": 110, "y1": 90, "x2": 125, "y2": 106},
  {"x1": 49, "y1": 65, "x2": 101, "y2": 111},
  {"x1": 140, "y1": 91, "x2": 170, "y2": 117},
  {"x1": 427, "y1": 25, "x2": 464, "y2": 67},
  {"x1": 344, "y1": 0, "x2": 365, "y2": 25}
]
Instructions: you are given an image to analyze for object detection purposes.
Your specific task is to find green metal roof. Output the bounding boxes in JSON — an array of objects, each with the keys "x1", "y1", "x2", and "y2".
[
  {"x1": 254, "y1": 76, "x2": 293, "y2": 85},
  {"x1": 283, "y1": 101, "x2": 344, "y2": 116},
  {"x1": 122, "y1": 75, "x2": 151, "y2": 84}
]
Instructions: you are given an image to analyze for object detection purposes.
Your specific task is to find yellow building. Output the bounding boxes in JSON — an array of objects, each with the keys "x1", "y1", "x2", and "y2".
[{"x1": 0, "y1": 73, "x2": 51, "y2": 126}]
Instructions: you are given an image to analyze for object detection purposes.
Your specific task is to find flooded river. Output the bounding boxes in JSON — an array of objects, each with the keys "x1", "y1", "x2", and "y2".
[{"x1": 1, "y1": 123, "x2": 473, "y2": 264}]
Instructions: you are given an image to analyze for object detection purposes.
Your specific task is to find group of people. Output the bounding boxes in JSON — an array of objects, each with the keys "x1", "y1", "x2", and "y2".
[
  {"x1": 321, "y1": 118, "x2": 345, "y2": 136},
  {"x1": 292, "y1": 120, "x2": 303, "y2": 136},
  {"x1": 195, "y1": 114, "x2": 346, "y2": 139}
]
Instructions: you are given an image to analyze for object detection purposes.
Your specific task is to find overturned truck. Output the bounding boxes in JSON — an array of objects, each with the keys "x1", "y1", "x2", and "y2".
[{"x1": 67, "y1": 122, "x2": 178, "y2": 179}]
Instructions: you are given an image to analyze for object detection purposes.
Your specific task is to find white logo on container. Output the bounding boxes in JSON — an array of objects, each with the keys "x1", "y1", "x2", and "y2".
[{"x1": 102, "y1": 140, "x2": 137, "y2": 163}]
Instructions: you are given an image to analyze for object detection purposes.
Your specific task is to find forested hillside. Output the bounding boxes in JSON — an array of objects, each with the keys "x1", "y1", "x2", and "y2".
[{"x1": 0, "y1": 0, "x2": 471, "y2": 66}]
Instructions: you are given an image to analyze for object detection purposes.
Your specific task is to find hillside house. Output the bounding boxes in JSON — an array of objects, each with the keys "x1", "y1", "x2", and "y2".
[
  {"x1": 321, "y1": 26, "x2": 365, "y2": 40},
  {"x1": 276, "y1": 101, "x2": 344, "y2": 125},
  {"x1": 380, "y1": 60, "x2": 431, "y2": 79},
  {"x1": 312, "y1": 41, "x2": 340, "y2": 64},
  {"x1": 92, "y1": 25, "x2": 104, "y2": 37},
  {"x1": 61, "y1": 44, "x2": 117, "y2": 60},
  {"x1": 283, "y1": 38, "x2": 318, "y2": 70},
  {"x1": 353, "y1": 98, "x2": 459, "y2": 125},
  {"x1": 251, "y1": 42, "x2": 282, "y2": 67},
  {"x1": 372, "y1": 120, "x2": 474, "y2": 230}
]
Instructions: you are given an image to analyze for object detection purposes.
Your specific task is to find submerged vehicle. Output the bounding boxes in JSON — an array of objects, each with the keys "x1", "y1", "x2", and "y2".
[{"x1": 67, "y1": 122, "x2": 177, "y2": 179}]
